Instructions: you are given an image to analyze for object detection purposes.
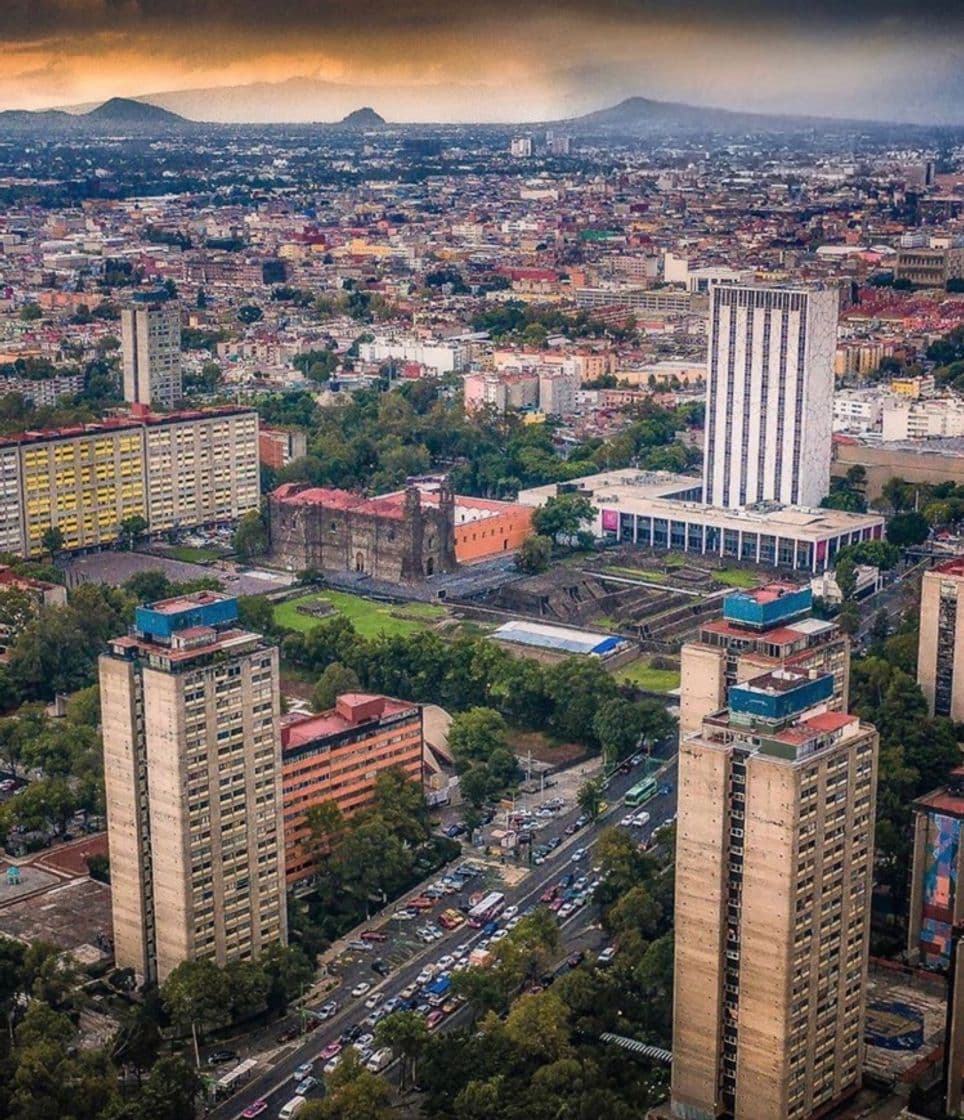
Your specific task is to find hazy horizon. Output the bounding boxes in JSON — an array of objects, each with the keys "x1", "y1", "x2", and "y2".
[{"x1": 3, "y1": 1, "x2": 964, "y2": 124}]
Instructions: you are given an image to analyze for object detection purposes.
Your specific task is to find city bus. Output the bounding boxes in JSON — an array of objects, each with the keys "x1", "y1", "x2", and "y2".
[
  {"x1": 623, "y1": 777, "x2": 658, "y2": 807},
  {"x1": 213, "y1": 1058, "x2": 258, "y2": 1100},
  {"x1": 467, "y1": 891, "x2": 506, "y2": 928}
]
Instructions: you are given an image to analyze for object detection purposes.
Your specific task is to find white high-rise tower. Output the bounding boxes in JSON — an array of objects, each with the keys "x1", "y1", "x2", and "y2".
[
  {"x1": 702, "y1": 284, "x2": 838, "y2": 510},
  {"x1": 121, "y1": 291, "x2": 182, "y2": 409}
]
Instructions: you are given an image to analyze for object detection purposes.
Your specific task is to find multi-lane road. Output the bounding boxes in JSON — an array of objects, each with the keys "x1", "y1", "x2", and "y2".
[{"x1": 209, "y1": 753, "x2": 679, "y2": 1120}]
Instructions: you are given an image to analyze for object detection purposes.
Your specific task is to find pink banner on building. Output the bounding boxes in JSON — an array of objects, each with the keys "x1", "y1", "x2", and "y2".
[{"x1": 601, "y1": 509, "x2": 619, "y2": 531}]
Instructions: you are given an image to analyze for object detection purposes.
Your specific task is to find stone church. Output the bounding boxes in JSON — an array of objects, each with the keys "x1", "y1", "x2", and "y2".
[{"x1": 268, "y1": 480, "x2": 458, "y2": 582}]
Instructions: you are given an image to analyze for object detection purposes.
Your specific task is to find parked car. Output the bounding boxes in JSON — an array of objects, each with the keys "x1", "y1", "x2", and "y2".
[
  {"x1": 360, "y1": 929, "x2": 388, "y2": 942},
  {"x1": 351, "y1": 981, "x2": 371, "y2": 998},
  {"x1": 206, "y1": 1049, "x2": 238, "y2": 1065},
  {"x1": 597, "y1": 946, "x2": 617, "y2": 965}
]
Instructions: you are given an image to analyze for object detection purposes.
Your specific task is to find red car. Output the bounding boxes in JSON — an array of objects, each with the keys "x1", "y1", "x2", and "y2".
[
  {"x1": 410, "y1": 896, "x2": 434, "y2": 911},
  {"x1": 242, "y1": 1103, "x2": 268, "y2": 1119},
  {"x1": 361, "y1": 929, "x2": 388, "y2": 942},
  {"x1": 549, "y1": 898, "x2": 564, "y2": 912},
  {"x1": 426, "y1": 1009, "x2": 445, "y2": 1030},
  {"x1": 320, "y1": 1041, "x2": 343, "y2": 1061},
  {"x1": 540, "y1": 885, "x2": 559, "y2": 904}
]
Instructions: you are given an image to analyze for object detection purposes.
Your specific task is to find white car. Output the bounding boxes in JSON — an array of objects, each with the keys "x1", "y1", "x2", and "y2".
[
  {"x1": 323, "y1": 1055, "x2": 342, "y2": 1075},
  {"x1": 357, "y1": 1032, "x2": 374, "y2": 1049},
  {"x1": 416, "y1": 966, "x2": 435, "y2": 985},
  {"x1": 502, "y1": 905, "x2": 519, "y2": 920},
  {"x1": 620, "y1": 813, "x2": 635, "y2": 827},
  {"x1": 571, "y1": 848, "x2": 586, "y2": 863},
  {"x1": 632, "y1": 812, "x2": 651, "y2": 828},
  {"x1": 597, "y1": 946, "x2": 617, "y2": 965},
  {"x1": 400, "y1": 982, "x2": 419, "y2": 999},
  {"x1": 364, "y1": 991, "x2": 383, "y2": 1010},
  {"x1": 351, "y1": 982, "x2": 371, "y2": 998},
  {"x1": 490, "y1": 928, "x2": 508, "y2": 942},
  {"x1": 436, "y1": 954, "x2": 454, "y2": 971},
  {"x1": 392, "y1": 908, "x2": 416, "y2": 920}
]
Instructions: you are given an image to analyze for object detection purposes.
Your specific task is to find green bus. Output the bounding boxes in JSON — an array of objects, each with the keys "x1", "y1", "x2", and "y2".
[{"x1": 624, "y1": 776, "x2": 658, "y2": 807}]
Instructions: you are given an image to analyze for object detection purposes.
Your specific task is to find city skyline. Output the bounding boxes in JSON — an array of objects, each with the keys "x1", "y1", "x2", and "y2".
[{"x1": 3, "y1": 1, "x2": 964, "y2": 123}]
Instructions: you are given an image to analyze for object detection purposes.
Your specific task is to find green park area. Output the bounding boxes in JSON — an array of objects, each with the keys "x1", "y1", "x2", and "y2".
[
  {"x1": 165, "y1": 545, "x2": 222, "y2": 565},
  {"x1": 711, "y1": 568, "x2": 760, "y2": 589},
  {"x1": 273, "y1": 589, "x2": 448, "y2": 639},
  {"x1": 615, "y1": 657, "x2": 681, "y2": 693}
]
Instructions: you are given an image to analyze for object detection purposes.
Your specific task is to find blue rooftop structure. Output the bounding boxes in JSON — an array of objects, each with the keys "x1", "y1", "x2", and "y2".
[
  {"x1": 729, "y1": 669, "x2": 833, "y2": 725},
  {"x1": 723, "y1": 582, "x2": 811, "y2": 631},
  {"x1": 135, "y1": 592, "x2": 238, "y2": 641}
]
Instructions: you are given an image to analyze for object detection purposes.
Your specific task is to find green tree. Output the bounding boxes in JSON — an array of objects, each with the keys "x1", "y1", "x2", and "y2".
[
  {"x1": 236, "y1": 594, "x2": 275, "y2": 635},
  {"x1": 237, "y1": 304, "x2": 263, "y2": 324},
  {"x1": 448, "y1": 707, "x2": 508, "y2": 768},
  {"x1": 19, "y1": 303, "x2": 43, "y2": 322},
  {"x1": 259, "y1": 943, "x2": 315, "y2": 1015},
  {"x1": 374, "y1": 1009, "x2": 429, "y2": 1087},
  {"x1": 459, "y1": 765, "x2": 493, "y2": 809},
  {"x1": 128, "y1": 1055, "x2": 203, "y2": 1120},
  {"x1": 232, "y1": 509, "x2": 268, "y2": 561},
  {"x1": 517, "y1": 534, "x2": 552, "y2": 574},
  {"x1": 834, "y1": 555, "x2": 858, "y2": 601},
  {"x1": 576, "y1": 776, "x2": 604, "y2": 821},
  {"x1": 504, "y1": 990, "x2": 572, "y2": 1062},
  {"x1": 312, "y1": 662, "x2": 361, "y2": 712},
  {"x1": 886, "y1": 511, "x2": 930, "y2": 547},
  {"x1": 118, "y1": 515, "x2": 148, "y2": 550},
  {"x1": 40, "y1": 526, "x2": 64, "y2": 560},
  {"x1": 881, "y1": 477, "x2": 914, "y2": 512},
  {"x1": 531, "y1": 494, "x2": 596, "y2": 544},
  {"x1": 0, "y1": 589, "x2": 37, "y2": 646},
  {"x1": 161, "y1": 958, "x2": 229, "y2": 1051},
  {"x1": 545, "y1": 658, "x2": 618, "y2": 745}
]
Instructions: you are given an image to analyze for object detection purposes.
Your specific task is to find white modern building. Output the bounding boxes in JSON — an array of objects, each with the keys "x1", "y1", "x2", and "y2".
[
  {"x1": 121, "y1": 293, "x2": 182, "y2": 409},
  {"x1": 357, "y1": 335, "x2": 466, "y2": 374},
  {"x1": 881, "y1": 397, "x2": 964, "y2": 441},
  {"x1": 703, "y1": 284, "x2": 838, "y2": 510},
  {"x1": 833, "y1": 390, "x2": 885, "y2": 435},
  {"x1": 517, "y1": 470, "x2": 884, "y2": 574}
]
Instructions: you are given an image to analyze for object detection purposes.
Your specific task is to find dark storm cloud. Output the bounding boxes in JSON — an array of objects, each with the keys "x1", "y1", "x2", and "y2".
[{"x1": 2, "y1": 0, "x2": 961, "y2": 41}]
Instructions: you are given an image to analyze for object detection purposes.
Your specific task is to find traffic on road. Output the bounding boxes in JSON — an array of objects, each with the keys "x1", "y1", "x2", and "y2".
[{"x1": 208, "y1": 752, "x2": 678, "y2": 1120}]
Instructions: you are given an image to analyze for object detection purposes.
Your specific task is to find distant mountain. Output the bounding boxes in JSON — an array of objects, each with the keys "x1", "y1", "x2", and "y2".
[
  {"x1": 84, "y1": 97, "x2": 186, "y2": 126},
  {"x1": 335, "y1": 107, "x2": 386, "y2": 129},
  {"x1": 0, "y1": 97, "x2": 188, "y2": 133},
  {"x1": 562, "y1": 95, "x2": 872, "y2": 134}
]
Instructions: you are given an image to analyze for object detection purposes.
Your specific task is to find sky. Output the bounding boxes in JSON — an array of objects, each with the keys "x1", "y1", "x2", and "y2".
[{"x1": 2, "y1": 1, "x2": 964, "y2": 123}]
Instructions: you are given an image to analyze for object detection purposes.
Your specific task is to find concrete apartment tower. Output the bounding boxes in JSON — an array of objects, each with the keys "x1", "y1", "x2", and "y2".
[
  {"x1": 121, "y1": 290, "x2": 182, "y2": 408},
  {"x1": 100, "y1": 592, "x2": 287, "y2": 984},
  {"x1": 918, "y1": 557, "x2": 964, "y2": 721},
  {"x1": 702, "y1": 284, "x2": 838, "y2": 510},
  {"x1": 679, "y1": 581, "x2": 850, "y2": 737},
  {"x1": 671, "y1": 666, "x2": 878, "y2": 1120}
]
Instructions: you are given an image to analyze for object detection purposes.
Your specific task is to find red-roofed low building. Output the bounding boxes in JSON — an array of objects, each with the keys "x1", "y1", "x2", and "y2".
[{"x1": 280, "y1": 693, "x2": 424, "y2": 887}]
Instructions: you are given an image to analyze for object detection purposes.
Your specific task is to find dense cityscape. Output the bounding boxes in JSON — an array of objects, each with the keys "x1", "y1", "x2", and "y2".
[{"x1": 0, "y1": 12, "x2": 963, "y2": 1120}]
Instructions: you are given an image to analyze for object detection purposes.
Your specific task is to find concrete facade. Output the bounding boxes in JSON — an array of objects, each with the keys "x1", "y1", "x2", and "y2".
[
  {"x1": 672, "y1": 673, "x2": 878, "y2": 1120},
  {"x1": 121, "y1": 296, "x2": 182, "y2": 408},
  {"x1": 268, "y1": 481, "x2": 457, "y2": 581},
  {"x1": 918, "y1": 558, "x2": 964, "y2": 722},
  {"x1": 101, "y1": 592, "x2": 287, "y2": 984}
]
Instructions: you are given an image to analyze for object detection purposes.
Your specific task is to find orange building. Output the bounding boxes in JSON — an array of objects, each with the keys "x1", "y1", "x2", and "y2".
[
  {"x1": 280, "y1": 693, "x2": 424, "y2": 886},
  {"x1": 417, "y1": 490, "x2": 533, "y2": 563}
]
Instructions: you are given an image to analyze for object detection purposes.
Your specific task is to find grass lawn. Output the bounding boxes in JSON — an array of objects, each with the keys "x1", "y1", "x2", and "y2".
[
  {"x1": 616, "y1": 658, "x2": 681, "y2": 693},
  {"x1": 274, "y1": 590, "x2": 447, "y2": 639},
  {"x1": 607, "y1": 566, "x2": 668, "y2": 582},
  {"x1": 712, "y1": 568, "x2": 760, "y2": 589},
  {"x1": 166, "y1": 545, "x2": 221, "y2": 564}
]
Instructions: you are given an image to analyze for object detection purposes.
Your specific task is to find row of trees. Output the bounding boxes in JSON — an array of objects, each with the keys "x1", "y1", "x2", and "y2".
[
  {"x1": 253, "y1": 379, "x2": 699, "y2": 502},
  {"x1": 284, "y1": 616, "x2": 674, "y2": 761}
]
